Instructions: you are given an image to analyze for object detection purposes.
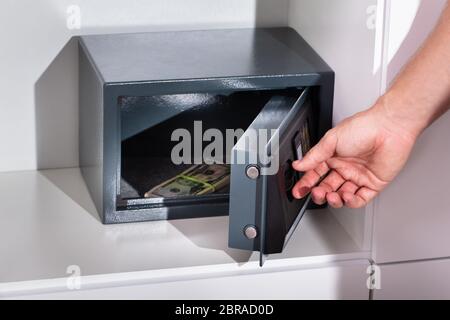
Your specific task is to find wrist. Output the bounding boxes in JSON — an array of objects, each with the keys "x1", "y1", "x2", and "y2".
[{"x1": 371, "y1": 90, "x2": 427, "y2": 141}]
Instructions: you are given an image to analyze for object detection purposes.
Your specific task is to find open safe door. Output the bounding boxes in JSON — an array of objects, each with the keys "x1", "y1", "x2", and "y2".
[{"x1": 228, "y1": 88, "x2": 315, "y2": 265}]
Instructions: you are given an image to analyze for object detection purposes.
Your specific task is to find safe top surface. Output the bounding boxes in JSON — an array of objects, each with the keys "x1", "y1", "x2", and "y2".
[{"x1": 79, "y1": 27, "x2": 332, "y2": 84}]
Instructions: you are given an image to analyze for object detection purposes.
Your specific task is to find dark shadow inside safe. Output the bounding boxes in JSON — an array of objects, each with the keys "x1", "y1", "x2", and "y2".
[{"x1": 119, "y1": 88, "x2": 302, "y2": 208}]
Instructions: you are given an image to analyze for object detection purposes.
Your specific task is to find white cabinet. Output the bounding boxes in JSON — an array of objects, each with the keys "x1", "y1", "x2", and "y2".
[
  {"x1": 2, "y1": 0, "x2": 450, "y2": 299},
  {"x1": 373, "y1": 258, "x2": 450, "y2": 300},
  {"x1": 5, "y1": 261, "x2": 370, "y2": 300},
  {"x1": 0, "y1": 169, "x2": 370, "y2": 300},
  {"x1": 373, "y1": 112, "x2": 450, "y2": 263},
  {"x1": 372, "y1": 0, "x2": 450, "y2": 263}
]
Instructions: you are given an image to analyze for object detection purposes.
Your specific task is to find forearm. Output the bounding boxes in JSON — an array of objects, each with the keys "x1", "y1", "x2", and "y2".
[{"x1": 376, "y1": 2, "x2": 450, "y2": 137}]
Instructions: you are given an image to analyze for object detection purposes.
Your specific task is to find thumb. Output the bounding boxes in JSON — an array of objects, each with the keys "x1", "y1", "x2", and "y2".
[{"x1": 293, "y1": 130, "x2": 337, "y2": 172}]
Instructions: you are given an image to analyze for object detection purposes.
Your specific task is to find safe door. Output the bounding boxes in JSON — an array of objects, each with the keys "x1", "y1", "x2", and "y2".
[{"x1": 228, "y1": 88, "x2": 315, "y2": 260}]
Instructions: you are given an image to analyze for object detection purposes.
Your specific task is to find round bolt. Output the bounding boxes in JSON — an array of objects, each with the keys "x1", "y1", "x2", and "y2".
[
  {"x1": 246, "y1": 165, "x2": 260, "y2": 180},
  {"x1": 244, "y1": 225, "x2": 258, "y2": 239}
]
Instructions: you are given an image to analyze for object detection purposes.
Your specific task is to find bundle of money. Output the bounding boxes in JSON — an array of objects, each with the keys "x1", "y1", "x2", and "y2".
[
  {"x1": 299, "y1": 120, "x2": 311, "y2": 157},
  {"x1": 144, "y1": 164, "x2": 230, "y2": 198}
]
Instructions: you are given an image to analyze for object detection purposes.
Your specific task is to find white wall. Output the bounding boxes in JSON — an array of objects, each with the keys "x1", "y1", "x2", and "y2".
[
  {"x1": 288, "y1": 0, "x2": 384, "y2": 123},
  {"x1": 0, "y1": 0, "x2": 289, "y2": 172}
]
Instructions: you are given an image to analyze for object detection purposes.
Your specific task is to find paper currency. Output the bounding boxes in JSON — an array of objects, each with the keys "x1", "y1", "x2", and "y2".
[
  {"x1": 299, "y1": 120, "x2": 311, "y2": 157},
  {"x1": 144, "y1": 164, "x2": 230, "y2": 198}
]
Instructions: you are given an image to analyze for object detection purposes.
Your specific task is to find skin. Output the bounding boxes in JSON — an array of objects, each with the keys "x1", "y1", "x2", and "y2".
[{"x1": 292, "y1": 1, "x2": 450, "y2": 209}]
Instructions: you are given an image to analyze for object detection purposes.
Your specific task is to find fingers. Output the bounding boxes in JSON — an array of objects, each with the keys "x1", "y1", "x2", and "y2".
[
  {"x1": 326, "y1": 192, "x2": 344, "y2": 208},
  {"x1": 290, "y1": 127, "x2": 380, "y2": 208},
  {"x1": 341, "y1": 187, "x2": 378, "y2": 209},
  {"x1": 292, "y1": 167, "x2": 378, "y2": 208},
  {"x1": 326, "y1": 157, "x2": 385, "y2": 191},
  {"x1": 338, "y1": 181, "x2": 369, "y2": 208},
  {"x1": 337, "y1": 181, "x2": 359, "y2": 198},
  {"x1": 292, "y1": 162, "x2": 329, "y2": 199},
  {"x1": 311, "y1": 170, "x2": 345, "y2": 205},
  {"x1": 293, "y1": 131, "x2": 337, "y2": 172}
]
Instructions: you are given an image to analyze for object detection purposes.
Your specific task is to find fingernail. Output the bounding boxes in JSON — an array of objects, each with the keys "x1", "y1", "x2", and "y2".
[{"x1": 297, "y1": 186, "x2": 311, "y2": 199}]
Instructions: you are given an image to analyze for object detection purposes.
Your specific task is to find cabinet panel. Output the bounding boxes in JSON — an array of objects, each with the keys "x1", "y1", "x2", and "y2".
[
  {"x1": 373, "y1": 258, "x2": 450, "y2": 300},
  {"x1": 372, "y1": 0, "x2": 450, "y2": 263},
  {"x1": 8, "y1": 261, "x2": 370, "y2": 300}
]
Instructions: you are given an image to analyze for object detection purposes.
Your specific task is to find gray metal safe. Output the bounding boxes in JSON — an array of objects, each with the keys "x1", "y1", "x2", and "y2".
[{"x1": 79, "y1": 27, "x2": 334, "y2": 256}]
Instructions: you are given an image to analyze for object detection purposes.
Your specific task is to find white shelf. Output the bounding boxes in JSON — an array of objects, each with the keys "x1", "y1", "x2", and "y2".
[{"x1": 0, "y1": 168, "x2": 368, "y2": 292}]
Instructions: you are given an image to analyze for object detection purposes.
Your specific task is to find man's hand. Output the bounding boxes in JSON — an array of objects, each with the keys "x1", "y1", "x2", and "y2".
[
  {"x1": 292, "y1": 1, "x2": 449, "y2": 209},
  {"x1": 291, "y1": 101, "x2": 418, "y2": 209}
]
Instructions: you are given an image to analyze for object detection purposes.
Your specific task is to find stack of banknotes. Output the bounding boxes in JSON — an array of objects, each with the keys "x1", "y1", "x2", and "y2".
[{"x1": 144, "y1": 164, "x2": 230, "y2": 198}]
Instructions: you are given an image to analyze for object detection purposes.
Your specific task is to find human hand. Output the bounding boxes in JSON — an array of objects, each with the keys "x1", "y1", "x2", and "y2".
[
  {"x1": 291, "y1": 100, "x2": 420, "y2": 208},
  {"x1": 292, "y1": 1, "x2": 450, "y2": 209}
]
